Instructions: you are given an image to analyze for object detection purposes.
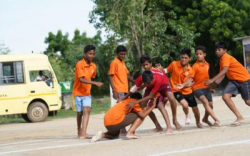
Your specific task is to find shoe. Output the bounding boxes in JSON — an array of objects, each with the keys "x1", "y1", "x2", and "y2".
[
  {"x1": 185, "y1": 113, "x2": 191, "y2": 125},
  {"x1": 90, "y1": 131, "x2": 102, "y2": 142}
]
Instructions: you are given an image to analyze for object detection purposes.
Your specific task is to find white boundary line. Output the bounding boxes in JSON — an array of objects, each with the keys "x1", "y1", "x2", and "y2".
[
  {"x1": 149, "y1": 140, "x2": 250, "y2": 156},
  {"x1": 1, "y1": 116, "x2": 250, "y2": 155},
  {"x1": 0, "y1": 139, "x2": 122, "y2": 155}
]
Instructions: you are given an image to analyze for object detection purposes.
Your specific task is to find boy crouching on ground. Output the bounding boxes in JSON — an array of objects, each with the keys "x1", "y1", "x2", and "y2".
[{"x1": 90, "y1": 92, "x2": 155, "y2": 142}]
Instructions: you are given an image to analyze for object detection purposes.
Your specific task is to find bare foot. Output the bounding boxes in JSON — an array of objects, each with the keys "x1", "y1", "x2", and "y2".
[
  {"x1": 151, "y1": 127, "x2": 163, "y2": 132},
  {"x1": 79, "y1": 134, "x2": 92, "y2": 139},
  {"x1": 214, "y1": 120, "x2": 220, "y2": 127},
  {"x1": 173, "y1": 120, "x2": 182, "y2": 130},
  {"x1": 202, "y1": 118, "x2": 213, "y2": 126},
  {"x1": 231, "y1": 119, "x2": 244, "y2": 126},
  {"x1": 196, "y1": 123, "x2": 203, "y2": 128},
  {"x1": 126, "y1": 133, "x2": 140, "y2": 139},
  {"x1": 161, "y1": 128, "x2": 173, "y2": 134}
]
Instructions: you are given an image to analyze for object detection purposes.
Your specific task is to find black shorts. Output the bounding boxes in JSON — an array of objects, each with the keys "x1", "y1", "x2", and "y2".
[
  {"x1": 224, "y1": 80, "x2": 250, "y2": 100},
  {"x1": 174, "y1": 92, "x2": 197, "y2": 107},
  {"x1": 193, "y1": 88, "x2": 213, "y2": 102}
]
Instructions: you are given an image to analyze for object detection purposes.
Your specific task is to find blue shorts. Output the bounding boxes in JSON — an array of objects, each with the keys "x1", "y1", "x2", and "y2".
[{"x1": 74, "y1": 95, "x2": 92, "y2": 112}]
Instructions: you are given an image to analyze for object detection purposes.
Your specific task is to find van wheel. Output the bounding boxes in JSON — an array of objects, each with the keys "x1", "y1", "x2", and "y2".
[
  {"x1": 21, "y1": 114, "x2": 31, "y2": 122},
  {"x1": 27, "y1": 102, "x2": 48, "y2": 122}
]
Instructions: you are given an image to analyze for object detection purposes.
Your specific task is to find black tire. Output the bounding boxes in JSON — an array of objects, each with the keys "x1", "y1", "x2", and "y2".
[
  {"x1": 27, "y1": 101, "x2": 48, "y2": 122},
  {"x1": 21, "y1": 114, "x2": 31, "y2": 122}
]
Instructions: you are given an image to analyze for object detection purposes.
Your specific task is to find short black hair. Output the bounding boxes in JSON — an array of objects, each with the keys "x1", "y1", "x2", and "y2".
[
  {"x1": 116, "y1": 45, "x2": 127, "y2": 53},
  {"x1": 142, "y1": 70, "x2": 153, "y2": 84},
  {"x1": 195, "y1": 45, "x2": 206, "y2": 53},
  {"x1": 181, "y1": 48, "x2": 191, "y2": 58},
  {"x1": 140, "y1": 55, "x2": 152, "y2": 64},
  {"x1": 84, "y1": 45, "x2": 95, "y2": 53},
  {"x1": 215, "y1": 41, "x2": 227, "y2": 50},
  {"x1": 130, "y1": 92, "x2": 142, "y2": 100}
]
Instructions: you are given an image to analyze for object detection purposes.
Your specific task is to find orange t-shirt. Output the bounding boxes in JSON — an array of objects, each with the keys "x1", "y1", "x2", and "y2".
[
  {"x1": 73, "y1": 59, "x2": 96, "y2": 96},
  {"x1": 220, "y1": 53, "x2": 250, "y2": 82},
  {"x1": 192, "y1": 61, "x2": 210, "y2": 90},
  {"x1": 166, "y1": 61, "x2": 194, "y2": 95},
  {"x1": 109, "y1": 57, "x2": 129, "y2": 93},
  {"x1": 104, "y1": 98, "x2": 142, "y2": 126}
]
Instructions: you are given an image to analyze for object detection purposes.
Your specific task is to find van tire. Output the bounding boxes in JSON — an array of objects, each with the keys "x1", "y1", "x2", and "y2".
[
  {"x1": 27, "y1": 102, "x2": 48, "y2": 122},
  {"x1": 21, "y1": 114, "x2": 31, "y2": 122}
]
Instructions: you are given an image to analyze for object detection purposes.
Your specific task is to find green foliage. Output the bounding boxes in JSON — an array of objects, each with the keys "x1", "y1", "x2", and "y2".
[
  {"x1": 44, "y1": 0, "x2": 250, "y2": 96},
  {"x1": 44, "y1": 30, "x2": 115, "y2": 95},
  {"x1": 170, "y1": 0, "x2": 250, "y2": 74},
  {"x1": 0, "y1": 43, "x2": 10, "y2": 55},
  {"x1": 90, "y1": 0, "x2": 198, "y2": 67}
]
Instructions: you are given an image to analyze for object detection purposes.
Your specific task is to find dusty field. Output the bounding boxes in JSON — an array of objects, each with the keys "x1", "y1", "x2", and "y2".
[{"x1": 1, "y1": 95, "x2": 250, "y2": 156}]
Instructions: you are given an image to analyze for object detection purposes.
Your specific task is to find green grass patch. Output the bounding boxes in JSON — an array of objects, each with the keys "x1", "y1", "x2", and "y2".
[{"x1": 0, "y1": 97, "x2": 111, "y2": 124}]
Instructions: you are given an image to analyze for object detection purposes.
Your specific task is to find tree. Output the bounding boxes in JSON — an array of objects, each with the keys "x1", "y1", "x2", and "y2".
[
  {"x1": 0, "y1": 42, "x2": 10, "y2": 54},
  {"x1": 165, "y1": 0, "x2": 250, "y2": 75},
  {"x1": 44, "y1": 30, "x2": 113, "y2": 95},
  {"x1": 90, "y1": 0, "x2": 198, "y2": 66}
]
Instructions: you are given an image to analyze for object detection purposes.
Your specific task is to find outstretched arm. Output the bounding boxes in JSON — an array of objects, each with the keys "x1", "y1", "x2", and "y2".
[
  {"x1": 80, "y1": 77, "x2": 103, "y2": 87},
  {"x1": 205, "y1": 67, "x2": 228, "y2": 85},
  {"x1": 175, "y1": 78, "x2": 194, "y2": 90}
]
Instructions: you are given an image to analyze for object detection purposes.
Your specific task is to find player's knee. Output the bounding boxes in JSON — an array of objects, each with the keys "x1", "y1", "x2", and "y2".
[
  {"x1": 245, "y1": 100, "x2": 250, "y2": 106},
  {"x1": 84, "y1": 107, "x2": 91, "y2": 113},
  {"x1": 77, "y1": 112, "x2": 83, "y2": 118},
  {"x1": 222, "y1": 94, "x2": 229, "y2": 101}
]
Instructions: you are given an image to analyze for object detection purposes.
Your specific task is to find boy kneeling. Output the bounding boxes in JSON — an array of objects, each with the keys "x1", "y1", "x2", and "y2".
[{"x1": 90, "y1": 92, "x2": 155, "y2": 142}]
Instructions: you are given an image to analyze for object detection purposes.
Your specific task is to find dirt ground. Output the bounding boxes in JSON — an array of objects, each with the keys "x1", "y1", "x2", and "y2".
[{"x1": 1, "y1": 95, "x2": 250, "y2": 156}]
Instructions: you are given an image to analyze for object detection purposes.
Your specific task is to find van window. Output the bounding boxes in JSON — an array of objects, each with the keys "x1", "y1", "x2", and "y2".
[
  {"x1": 0, "y1": 61, "x2": 24, "y2": 84},
  {"x1": 29, "y1": 70, "x2": 53, "y2": 87}
]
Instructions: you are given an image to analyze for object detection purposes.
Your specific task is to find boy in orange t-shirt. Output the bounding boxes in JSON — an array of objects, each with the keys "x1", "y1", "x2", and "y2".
[
  {"x1": 205, "y1": 42, "x2": 250, "y2": 126},
  {"x1": 73, "y1": 45, "x2": 104, "y2": 139},
  {"x1": 109, "y1": 45, "x2": 134, "y2": 100},
  {"x1": 90, "y1": 92, "x2": 156, "y2": 142},
  {"x1": 192, "y1": 46, "x2": 220, "y2": 126}
]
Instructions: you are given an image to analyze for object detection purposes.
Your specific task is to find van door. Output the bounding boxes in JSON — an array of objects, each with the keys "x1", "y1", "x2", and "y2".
[{"x1": 28, "y1": 70, "x2": 58, "y2": 107}]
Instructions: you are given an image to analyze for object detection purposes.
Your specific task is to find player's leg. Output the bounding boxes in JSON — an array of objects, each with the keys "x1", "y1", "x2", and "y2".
[
  {"x1": 157, "y1": 100, "x2": 173, "y2": 133},
  {"x1": 80, "y1": 96, "x2": 92, "y2": 138},
  {"x1": 185, "y1": 93, "x2": 203, "y2": 128},
  {"x1": 223, "y1": 81, "x2": 244, "y2": 125},
  {"x1": 174, "y1": 92, "x2": 190, "y2": 125}
]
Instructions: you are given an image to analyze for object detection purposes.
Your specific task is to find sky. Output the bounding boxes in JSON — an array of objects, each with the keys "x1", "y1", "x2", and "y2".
[{"x1": 0, "y1": 0, "x2": 101, "y2": 54}]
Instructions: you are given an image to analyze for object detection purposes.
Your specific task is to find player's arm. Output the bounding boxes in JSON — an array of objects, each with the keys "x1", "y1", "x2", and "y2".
[
  {"x1": 79, "y1": 77, "x2": 103, "y2": 87},
  {"x1": 205, "y1": 67, "x2": 228, "y2": 85},
  {"x1": 175, "y1": 77, "x2": 194, "y2": 89},
  {"x1": 109, "y1": 75, "x2": 118, "y2": 99},
  {"x1": 136, "y1": 99, "x2": 156, "y2": 118},
  {"x1": 128, "y1": 75, "x2": 135, "y2": 83},
  {"x1": 126, "y1": 92, "x2": 155, "y2": 111},
  {"x1": 210, "y1": 74, "x2": 225, "y2": 91}
]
